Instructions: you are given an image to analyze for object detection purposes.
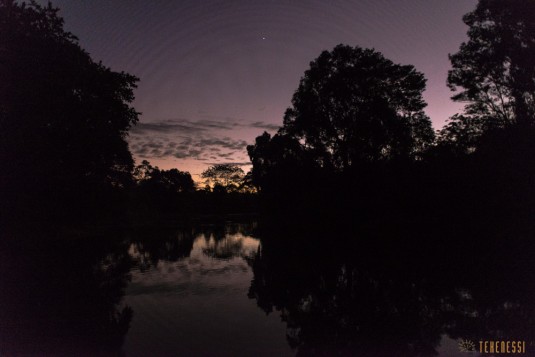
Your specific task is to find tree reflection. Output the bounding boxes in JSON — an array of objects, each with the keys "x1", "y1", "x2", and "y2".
[
  {"x1": 248, "y1": 223, "x2": 535, "y2": 356},
  {"x1": 0, "y1": 227, "x2": 134, "y2": 356},
  {"x1": 128, "y1": 221, "x2": 258, "y2": 268},
  {"x1": 128, "y1": 225, "x2": 196, "y2": 271},
  {"x1": 200, "y1": 222, "x2": 258, "y2": 260},
  {"x1": 203, "y1": 237, "x2": 244, "y2": 260}
]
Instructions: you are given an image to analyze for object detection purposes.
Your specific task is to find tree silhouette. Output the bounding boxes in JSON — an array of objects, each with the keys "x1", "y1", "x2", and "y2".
[
  {"x1": 282, "y1": 44, "x2": 434, "y2": 171},
  {"x1": 247, "y1": 131, "x2": 313, "y2": 192},
  {"x1": 163, "y1": 168, "x2": 195, "y2": 193},
  {"x1": 448, "y1": 0, "x2": 535, "y2": 126},
  {"x1": 0, "y1": 0, "x2": 139, "y2": 218},
  {"x1": 130, "y1": 160, "x2": 195, "y2": 218},
  {"x1": 247, "y1": 218, "x2": 535, "y2": 356},
  {"x1": 134, "y1": 160, "x2": 194, "y2": 194},
  {"x1": 434, "y1": 114, "x2": 493, "y2": 156},
  {"x1": 133, "y1": 160, "x2": 158, "y2": 183},
  {"x1": 201, "y1": 164, "x2": 245, "y2": 192}
]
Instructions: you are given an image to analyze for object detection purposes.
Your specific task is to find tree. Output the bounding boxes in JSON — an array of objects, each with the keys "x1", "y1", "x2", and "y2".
[
  {"x1": 435, "y1": 114, "x2": 493, "y2": 156},
  {"x1": 247, "y1": 131, "x2": 312, "y2": 190},
  {"x1": 239, "y1": 170, "x2": 257, "y2": 193},
  {"x1": 201, "y1": 164, "x2": 245, "y2": 192},
  {"x1": 134, "y1": 160, "x2": 194, "y2": 193},
  {"x1": 448, "y1": 0, "x2": 535, "y2": 126},
  {"x1": 162, "y1": 169, "x2": 195, "y2": 193},
  {"x1": 282, "y1": 44, "x2": 434, "y2": 171},
  {"x1": 0, "y1": 0, "x2": 139, "y2": 203},
  {"x1": 133, "y1": 160, "x2": 158, "y2": 183}
]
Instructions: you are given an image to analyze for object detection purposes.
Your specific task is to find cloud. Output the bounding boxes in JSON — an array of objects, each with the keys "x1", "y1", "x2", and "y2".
[
  {"x1": 129, "y1": 132, "x2": 250, "y2": 163},
  {"x1": 206, "y1": 162, "x2": 252, "y2": 167},
  {"x1": 130, "y1": 120, "x2": 205, "y2": 135},
  {"x1": 130, "y1": 118, "x2": 245, "y2": 136},
  {"x1": 131, "y1": 118, "x2": 280, "y2": 136},
  {"x1": 198, "y1": 138, "x2": 248, "y2": 150},
  {"x1": 128, "y1": 118, "x2": 276, "y2": 166},
  {"x1": 249, "y1": 121, "x2": 280, "y2": 131}
]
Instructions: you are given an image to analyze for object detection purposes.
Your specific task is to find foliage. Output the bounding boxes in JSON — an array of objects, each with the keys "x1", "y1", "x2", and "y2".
[
  {"x1": 129, "y1": 160, "x2": 195, "y2": 219},
  {"x1": 0, "y1": 0, "x2": 139, "y2": 199},
  {"x1": 134, "y1": 160, "x2": 194, "y2": 193},
  {"x1": 435, "y1": 114, "x2": 503, "y2": 156},
  {"x1": 247, "y1": 131, "x2": 313, "y2": 191},
  {"x1": 282, "y1": 44, "x2": 434, "y2": 170},
  {"x1": 201, "y1": 164, "x2": 245, "y2": 192},
  {"x1": 448, "y1": 0, "x2": 535, "y2": 126}
]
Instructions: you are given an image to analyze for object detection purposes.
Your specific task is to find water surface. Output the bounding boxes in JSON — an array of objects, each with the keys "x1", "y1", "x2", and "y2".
[
  {"x1": 1, "y1": 220, "x2": 534, "y2": 356},
  {"x1": 124, "y1": 224, "x2": 292, "y2": 356}
]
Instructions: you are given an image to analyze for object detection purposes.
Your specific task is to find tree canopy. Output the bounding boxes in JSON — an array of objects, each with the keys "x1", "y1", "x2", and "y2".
[
  {"x1": 448, "y1": 0, "x2": 535, "y2": 127},
  {"x1": 0, "y1": 0, "x2": 139, "y2": 198},
  {"x1": 201, "y1": 164, "x2": 246, "y2": 192},
  {"x1": 247, "y1": 131, "x2": 312, "y2": 191},
  {"x1": 134, "y1": 160, "x2": 194, "y2": 194},
  {"x1": 134, "y1": 160, "x2": 195, "y2": 193},
  {"x1": 282, "y1": 44, "x2": 434, "y2": 171}
]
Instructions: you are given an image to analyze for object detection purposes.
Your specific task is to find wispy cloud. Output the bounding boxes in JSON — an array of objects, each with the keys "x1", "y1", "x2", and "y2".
[
  {"x1": 130, "y1": 118, "x2": 278, "y2": 136},
  {"x1": 130, "y1": 136, "x2": 249, "y2": 160},
  {"x1": 128, "y1": 117, "x2": 275, "y2": 164},
  {"x1": 206, "y1": 162, "x2": 252, "y2": 167},
  {"x1": 249, "y1": 121, "x2": 280, "y2": 131}
]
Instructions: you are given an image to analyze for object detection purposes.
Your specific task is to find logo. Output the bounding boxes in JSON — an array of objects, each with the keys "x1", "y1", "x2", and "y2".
[
  {"x1": 458, "y1": 339, "x2": 527, "y2": 354},
  {"x1": 458, "y1": 339, "x2": 476, "y2": 352}
]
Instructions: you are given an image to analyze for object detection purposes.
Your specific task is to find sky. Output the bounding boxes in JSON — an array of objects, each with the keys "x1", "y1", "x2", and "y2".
[{"x1": 40, "y1": 0, "x2": 477, "y2": 179}]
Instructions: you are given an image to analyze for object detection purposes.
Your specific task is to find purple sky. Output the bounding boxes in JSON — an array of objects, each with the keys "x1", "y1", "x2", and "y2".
[{"x1": 40, "y1": 0, "x2": 477, "y2": 178}]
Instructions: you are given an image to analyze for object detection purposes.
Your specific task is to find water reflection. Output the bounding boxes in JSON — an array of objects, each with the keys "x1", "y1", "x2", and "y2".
[
  {"x1": 2, "y1": 221, "x2": 534, "y2": 356},
  {"x1": 123, "y1": 221, "x2": 292, "y2": 356},
  {"x1": 127, "y1": 223, "x2": 260, "y2": 295},
  {"x1": 247, "y1": 224, "x2": 535, "y2": 356},
  {"x1": 127, "y1": 222, "x2": 258, "y2": 270}
]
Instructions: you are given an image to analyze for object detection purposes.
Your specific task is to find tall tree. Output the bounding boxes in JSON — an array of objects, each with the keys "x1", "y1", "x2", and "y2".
[
  {"x1": 134, "y1": 160, "x2": 194, "y2": 194},
  {"x1": 0, "y1": 0, "x2": 139, "y2": 201},
  {"x1": 201, "y1": 164, "x2": 245, "y2": 192},
  {"x1": 162, "y1": 169, "x2": 195, "y2": 194},
  {"x1": 247, "y1": 131, "x2": 312, "y2": 191},
  {"x1": 448, "y1": 0, "x2": 535, "y2": 126},
  {"x1": 282, "y1": 44, "x2": 434, "y2": 171}
]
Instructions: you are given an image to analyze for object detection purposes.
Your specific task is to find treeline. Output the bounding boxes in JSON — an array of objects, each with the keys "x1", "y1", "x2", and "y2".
[
  {"x1": 246, "y1": 0, "x2": 535, "y2": 234},
  {"x1": 0, "y1": 1, "x2": 257, "y2": 227},
  {"x1": 128, "y1": 161, "x2": 257, "y2": 221},
  {"x1": 1, "y1": 1, "x2": 136, "y2": 225},
  {"x1": 2, "y1": 0, "x2": 535, "y2": 233}
]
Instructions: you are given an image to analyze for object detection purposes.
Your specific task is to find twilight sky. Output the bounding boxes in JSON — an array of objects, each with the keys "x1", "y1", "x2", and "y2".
[{"x1": 40, "y1": 0, "x2": 477, "y2": 179}]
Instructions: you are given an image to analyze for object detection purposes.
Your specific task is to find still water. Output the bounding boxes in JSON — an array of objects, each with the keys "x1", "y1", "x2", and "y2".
[
  {"x1": 123, "y1": 223, "x2": 292, "y2": 356},
  {"x1": 1, "y1": 220, "x2": 534, "y2": 356}
]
